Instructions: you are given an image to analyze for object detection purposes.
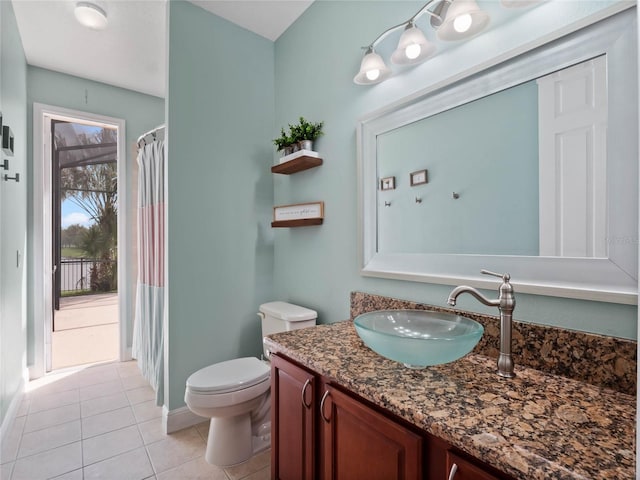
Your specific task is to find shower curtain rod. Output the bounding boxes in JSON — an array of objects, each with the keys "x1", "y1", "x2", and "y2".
[{"x1": 137, "y1": 124, "x2": 165, "y2": 148}]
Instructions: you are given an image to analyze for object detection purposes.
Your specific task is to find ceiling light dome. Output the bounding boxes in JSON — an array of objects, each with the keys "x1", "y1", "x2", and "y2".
[
  {"x1": 391, "y1": 22, "x2": 436, "y2": 65},
  {"x1": 74, "y1": 2, "x2": 108, "y2": 30},
  {"x1": 437, "y1": 0, "x2": 490, "y2": 41},
  {"x1": 500, "y1": 0, "x2": 540, "y2": 7},
  {"x1": 353, "y1": 47, "x2": 392, "y2": 85}
]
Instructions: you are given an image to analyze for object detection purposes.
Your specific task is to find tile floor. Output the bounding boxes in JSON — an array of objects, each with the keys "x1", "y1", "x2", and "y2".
[{"x1": 0, "y1": 361, "x2": 270, "y2": 480}]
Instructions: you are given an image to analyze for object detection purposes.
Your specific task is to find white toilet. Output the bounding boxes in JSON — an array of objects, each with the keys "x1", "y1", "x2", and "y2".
[{"x1": 184, "y1": 301, "x2": 317, "y2": 466}]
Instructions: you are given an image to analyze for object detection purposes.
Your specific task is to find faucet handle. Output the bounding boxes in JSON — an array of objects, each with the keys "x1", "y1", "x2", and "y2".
[{"x1": 481, "y1": 269, "x2": 511, "y2": 283}]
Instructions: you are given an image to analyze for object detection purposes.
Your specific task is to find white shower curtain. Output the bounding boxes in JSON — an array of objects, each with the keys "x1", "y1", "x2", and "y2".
[{"x1": 132, "y1": 138, "x2": 165, "y2": 406}]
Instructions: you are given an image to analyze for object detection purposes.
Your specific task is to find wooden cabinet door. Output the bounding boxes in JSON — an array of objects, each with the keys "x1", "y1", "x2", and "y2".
[
  {"x1": 271, "y1": 354, "x2": 317, "y2": 480},
  {"x1": 446, "y1": 451, "x2": 502, "y2": 480},
  {"x1": 320, "y1": 384, "x2": 422, "y2": 480}
]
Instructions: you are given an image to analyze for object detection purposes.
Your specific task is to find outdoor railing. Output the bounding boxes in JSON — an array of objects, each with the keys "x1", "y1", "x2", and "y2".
[{"x1": 60, "y1": 258, "x2": 116, "y2": 294}]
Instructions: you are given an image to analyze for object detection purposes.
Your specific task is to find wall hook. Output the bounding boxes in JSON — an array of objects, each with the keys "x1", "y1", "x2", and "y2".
[
  {"x1": 384, "y1": 201, "x2": 391, "y2": 207},
  {"x1": 452, "y1": 192, "x2": 460, "y2": 199},
  {"x1": 1, "y1": 159, "x2": 8, "y2": 170},
  {"x1": 4, "y1": 173, "x2": 19, "y2": 182},
  {"x1": 415, "y1": 197, "x2": 422, "y2": 204}
]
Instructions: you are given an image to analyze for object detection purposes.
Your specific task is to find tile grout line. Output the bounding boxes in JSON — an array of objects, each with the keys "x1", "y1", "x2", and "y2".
[
  {"x1": 142, "y1": 441, "x2": 157, "y2": 477},
  {"x1": 80, "y1": 424, "x2": 144, "y2": 469},
  {"x1": 144, "y1": 430, "x2": 205, "y2": 478},
  {"x1": 143, "y1": 442, "x2": 158, "y2": 478},
  {"x1": 14, "y1": 432, "x2": 81, "y2": 463},
  {"x1": 17, "y1": 385, "x2": 82, "y2": 462},
  {"x1": 13, "y1": 363, "x2": 129, "y2": 478},
  {"x1": 134, "y1": 405, "x2": 158, "y2": 478},
  {"x1": 20, "y1": 403, "x2": 81, "y2": 436}
]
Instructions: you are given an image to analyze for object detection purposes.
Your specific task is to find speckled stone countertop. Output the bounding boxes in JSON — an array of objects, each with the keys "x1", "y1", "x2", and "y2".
[
  {"x1": 265, "y1": 321, "x2": 636, "y2": 480},
  {"x1": 350, "y1": 292, "x2": 637, "y2": 396}
]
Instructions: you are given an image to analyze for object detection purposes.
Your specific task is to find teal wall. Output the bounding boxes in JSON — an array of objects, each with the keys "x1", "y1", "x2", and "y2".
[
  {"x1": 272, "y1": 1, "x2": 637, "y2": 340},
  {"x1": 378, "y1": 80, "x2": 539, "y2": 255},
  {"x1": 6, "y1": 0, "x2": 634, "y2": 422},
  {"x1": 165, "y1": 1, "x2": 275, "y2": 409},
  {"x1": 26, "y1": 67, "x2": 165, "y2": 364},
  {"x1": 0, "y1": 0, "x2": 28, "y2": 425}
]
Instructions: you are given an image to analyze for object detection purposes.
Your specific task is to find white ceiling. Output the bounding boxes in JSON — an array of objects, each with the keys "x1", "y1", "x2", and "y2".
[
  {"x1": 11, "y1": 0, "x2": 313, "y2": 98},
  {"x1": 190, "y1": 1, "x2": 313, "y2": 42},
  {"x1": 11, "y1": 1, "x2": 542, "y2": 100}
]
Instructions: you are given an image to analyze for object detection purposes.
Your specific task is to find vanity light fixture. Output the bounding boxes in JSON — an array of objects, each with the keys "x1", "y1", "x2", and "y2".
[
  {"x1": 74, "y1": 1, "x2": 108, "y2": 30},
  {"x1": 354, "y1": 0, "x2": 491, "y2": 85}
]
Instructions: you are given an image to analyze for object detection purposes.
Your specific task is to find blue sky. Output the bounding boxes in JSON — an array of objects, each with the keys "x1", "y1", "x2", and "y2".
[{"x1": 61, "y1": 200, "x2": 94, "y2": 229}]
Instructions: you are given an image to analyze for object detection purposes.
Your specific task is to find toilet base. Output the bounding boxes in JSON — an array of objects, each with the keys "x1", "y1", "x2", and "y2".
[
  {"x1": 252, "y1": 429, "x2": 271, "y2": 455},
  {"x1": 204, "y1": 416, "x2": 271, "y2": 467},
  {"x1": 205, "y1": 414, "x2": 251, "y2": 466}
]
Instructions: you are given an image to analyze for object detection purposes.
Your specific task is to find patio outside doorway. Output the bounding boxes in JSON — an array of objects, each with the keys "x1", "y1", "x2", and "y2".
[{"x1": 51, "y1": 293, "x2": 118, "y2": 369}]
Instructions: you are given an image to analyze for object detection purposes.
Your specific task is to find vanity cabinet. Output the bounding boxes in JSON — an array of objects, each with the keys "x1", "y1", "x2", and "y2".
[
  {"x1": 271, "y1": 353, "x2": 515, "y2": 480},
  {"x1": 446, "y1": 451, "x2": 502, "y2": 480},
  {"x1": 271, "y1": 354, "x2": 422, "y2": 480},
  {"x1": 271, "y1": 353, "x2": 317, "y2": 480},
  {"x1": 320, "y1": 383, "x2": 422, "y2": 480}
]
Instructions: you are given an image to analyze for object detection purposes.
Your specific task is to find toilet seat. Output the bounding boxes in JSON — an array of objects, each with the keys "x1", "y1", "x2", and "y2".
[
  {"x1": 186, "y1": 357, "x2": 270, "y2": 394},
  {"x1": 185, "y1": 376, "x2": 270, "y2": 410}
]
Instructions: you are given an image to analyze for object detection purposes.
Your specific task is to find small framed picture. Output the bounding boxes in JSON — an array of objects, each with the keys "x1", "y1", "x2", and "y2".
[
  {"x1": 380, "y1": 176, "x2": 395, "y2": 191},
  {"x1": 2, "y1": 125, "x2": 14, "y2": 157},
  {"x1": 273, "y1": 201, "x2": 324, "y2": 222},
  {"x1": 272, "y1": 201, "x2": 324, "y2": 228},
  {"x1": 410, "y1": 169, "x2": 428, "y2": 186}
]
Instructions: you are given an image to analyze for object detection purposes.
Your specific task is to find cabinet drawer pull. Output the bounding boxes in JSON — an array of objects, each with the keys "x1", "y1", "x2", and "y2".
[
  {"x1": 320, "y1": 390, "x2": 331, "y2": 422},
  {"x1": 301, "y1": 379, "x2": 312, "y2": 409},
  {"x1": 448, "y1": 463, "x2": 458, "y2": 480}
]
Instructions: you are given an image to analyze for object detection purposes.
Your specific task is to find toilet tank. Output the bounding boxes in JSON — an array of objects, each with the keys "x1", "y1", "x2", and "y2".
[{"x1": 258, "y1": 301, "x2": 317, "y2": 359}]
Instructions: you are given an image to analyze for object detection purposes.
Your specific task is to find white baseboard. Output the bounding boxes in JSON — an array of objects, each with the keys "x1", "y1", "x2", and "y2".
[
  {"x1": 163, "y1": 405, "x2": 206, "y2": 434},
  {"x1": 28, "y1": 364, "x2": 43, "y2": 380},
  {"x1": 1, "y1": 375, "x2": 26, "y2": 444}
]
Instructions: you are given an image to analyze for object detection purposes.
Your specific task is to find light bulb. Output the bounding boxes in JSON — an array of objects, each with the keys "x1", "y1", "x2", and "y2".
[
  {"x1": 366, "y1": 69, "x2": 381, "y2": 81},
  {"x1": 405, "y1": 44, "x2": 421, "y2": 60},
  {"x1": 453, "y1": 13, "x2": 473, "y2": 33}
]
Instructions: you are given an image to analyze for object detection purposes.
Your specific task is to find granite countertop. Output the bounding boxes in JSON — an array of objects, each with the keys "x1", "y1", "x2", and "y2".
[{"x1": 264, "y1": 321, "x2": 636, "y2": 480}]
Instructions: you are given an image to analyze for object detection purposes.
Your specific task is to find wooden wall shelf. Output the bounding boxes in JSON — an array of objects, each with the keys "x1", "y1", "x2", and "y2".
[
  {"x1": 271, "y1": 155, "x2": 323, "y2": 175},
  {"x1": 271, "y1": 218, "x2": 323, "y2": 228}
]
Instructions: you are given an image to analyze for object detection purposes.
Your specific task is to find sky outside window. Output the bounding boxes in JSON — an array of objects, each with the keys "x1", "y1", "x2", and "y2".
[{"x1": 59, "y1": 123, "x2": 114, "y2": 229}]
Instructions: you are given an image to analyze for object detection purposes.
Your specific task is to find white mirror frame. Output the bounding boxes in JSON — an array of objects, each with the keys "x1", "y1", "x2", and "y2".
[{"x1": 357, "y1": 8, "x2": 638, "y2": 305}]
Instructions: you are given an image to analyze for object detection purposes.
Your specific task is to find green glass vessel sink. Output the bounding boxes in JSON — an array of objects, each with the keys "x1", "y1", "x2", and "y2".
[{"x1": 353, "y1": 310, "x2": 484, "y2": 368}]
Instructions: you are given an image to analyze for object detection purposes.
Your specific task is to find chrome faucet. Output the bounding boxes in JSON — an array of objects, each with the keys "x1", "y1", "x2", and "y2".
[{"x1": 447, "y1": 270, "x2": 516, "y2": 378}]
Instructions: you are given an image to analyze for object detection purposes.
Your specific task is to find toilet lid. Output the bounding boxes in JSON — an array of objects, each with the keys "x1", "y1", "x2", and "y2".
[{"x1": 186, "y1": 357, "x2": 270, "y2": 394}]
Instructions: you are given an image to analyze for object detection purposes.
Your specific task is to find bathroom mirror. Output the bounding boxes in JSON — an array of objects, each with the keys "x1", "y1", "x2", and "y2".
[{"x1": 357, "y1": 9, "x2": 638, "y2": 304}]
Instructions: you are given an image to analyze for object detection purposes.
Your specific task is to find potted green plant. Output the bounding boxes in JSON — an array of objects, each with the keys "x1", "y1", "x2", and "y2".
[
  {"x1": 290, "y1": 117, "x2": 324, "y2": 151},
  {"x1": 273, "y1": 128, "x2": 295, "y2": 157}
]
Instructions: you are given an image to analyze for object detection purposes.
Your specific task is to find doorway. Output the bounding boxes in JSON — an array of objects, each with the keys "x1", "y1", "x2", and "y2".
[
  {"x1": 32, "y1": 104, "x2": 129, "y2": 377},
  {"x1": 51, "y1": 119, "x2": 119, "y2": 369}
]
